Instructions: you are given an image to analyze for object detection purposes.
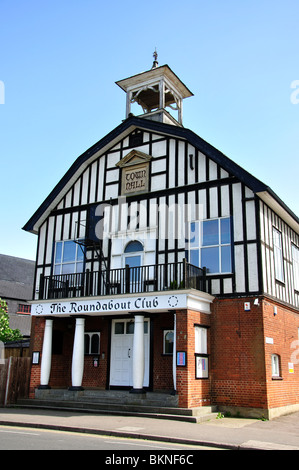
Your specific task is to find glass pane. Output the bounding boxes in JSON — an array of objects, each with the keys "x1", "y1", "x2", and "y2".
[
  {"x1": 124, "y1": 241, "x2": 143, "y2": 253},
  {"x1": 55, "y1": 242, "x2": 62, "y2": 263},
  {"x1": 125, "y1": 255, "x2": 141, "y2": 282},
  {"x1": 195, "y1": 326, "x2": 207, "y2": 354},
  {"x1": 76, "y1": 262, "x2": 84, "y2": 273},
  {"x1": 77, "y1": 245, "x2": 84, "y2": 261},
  {"x1": 126, "y1": 321, "x2": 134, "y2": 334},
  {"x1": 63, "y1": 241, "x2": 76, "y2": 262},
  {"x1": 221, "y1": 245, "x2": 232, "y2": 273},
  {"x1": 273, "y1": 228, "x2": 282, "y2": 249},
  {"x1": 91, "y1": 334, "x2": 100, "y2": 354},
  {"x1": 201, "y1": 246, "x2": 219, "y2": 273},
  {"x1": 202, "y1": 220, "x2": 219, "y2": 246},
  {"x1": 62, "y1": 263, "x2": 75, "y2": 274},
  {"x1": 54, "y1": 265, "x2": 61, "y2": 275},
  {"x1": 221, "y1": 218, "x2": 231, "y2": 244},
  {"x1": 164, "y1": 331, "x2": 174, "y2": 354},
  {"x1": 189, "y1": 222, "x2": 200, "y2": 247},
  {"x1": 115, "y1": 322, "x2": 124, "y2": 334},
  {"x1": 84, "y1": 334, "x2": 90, "y2": 354},
  {"x1": 196, "y1": 356, "x2": 209, "y2": 378},
  {"x1": 144, "y1": 321, "x2": 148, "y2": 334},
  {"x1": 125, "y1": 255, "x2": 141, "y2": 268},
  {"x1": 190, "y1": 249, "x2": 199, "y2": 267}
]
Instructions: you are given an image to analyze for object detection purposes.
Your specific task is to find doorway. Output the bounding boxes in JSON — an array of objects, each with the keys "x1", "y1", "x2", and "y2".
[{"x1": 109, "y1": 318, "x2": 150, "y2": 387}]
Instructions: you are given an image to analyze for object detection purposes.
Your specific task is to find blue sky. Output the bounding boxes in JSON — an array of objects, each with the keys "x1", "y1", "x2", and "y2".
[{"x1": 1, "y1": 0, "x2": 299, "y2": 261}]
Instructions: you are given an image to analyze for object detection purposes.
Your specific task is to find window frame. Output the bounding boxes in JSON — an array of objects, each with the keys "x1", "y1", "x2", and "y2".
[
  {"x1": 187, "y1": 217, "x2": 232, "y2": 274},
  {"x1": 53, "y1": 240, "x2": 85, "y2": 276},
  {"x1": 123, "y1": 240, "x2": 144, "y2": 284},
  {"x1": 17, "y1": 304, "x2": 31, "y2": 314},
  {"x1": 292, "y1": 244, "x2": 299, "y2": 292},
  {"x1": 84, "y1": 332, "x2": 101, "y2": 355},
  {"x1": 271, "y1": 353, "x2": 281, "y2": 379},
  {"x1": 194, "y1": 325, "x2": 209, "y2": 379},
  {"x1": 272, "y1": 227, "x2": 284, "y2": 283},
  {"x1": 163, "y1": 329, "x2": 174, "y2": 355}
]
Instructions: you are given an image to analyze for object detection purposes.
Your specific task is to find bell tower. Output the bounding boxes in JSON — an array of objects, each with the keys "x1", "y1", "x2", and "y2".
[{"x1": 116, "y1": 51, "x2": 193, "y2": 126}]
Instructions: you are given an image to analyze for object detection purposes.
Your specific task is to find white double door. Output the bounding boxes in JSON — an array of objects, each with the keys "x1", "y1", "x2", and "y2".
[{"x1": 110, "y1": 318, "x2": 150, "y2": 387}]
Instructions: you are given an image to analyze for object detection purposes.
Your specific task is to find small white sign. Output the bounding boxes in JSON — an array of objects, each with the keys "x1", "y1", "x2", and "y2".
[
  {"x1": 288, "y1": 363, "x2": 294, "y2": 373},
  {"x1": 265, "y1": 337, "x2": 274, "y2": 344},
  {"x1": 244, "y1": 302, "x2": 250, "y2": 311}
]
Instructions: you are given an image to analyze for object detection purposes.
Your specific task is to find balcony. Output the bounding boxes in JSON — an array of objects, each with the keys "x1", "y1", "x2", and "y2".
[{"x1": 38, "y1": 260, "x2": 207, "y2": 301}]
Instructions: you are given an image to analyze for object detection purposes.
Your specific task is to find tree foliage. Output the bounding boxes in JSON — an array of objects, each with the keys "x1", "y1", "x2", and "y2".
[{"x1": 0, "y1": 298, "x2": 23, "y2": 342}]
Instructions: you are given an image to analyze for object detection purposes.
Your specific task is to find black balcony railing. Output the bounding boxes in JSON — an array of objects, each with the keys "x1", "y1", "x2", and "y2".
[{"x1": 38, "y1": 260, "x2": 207, "y2": 300}]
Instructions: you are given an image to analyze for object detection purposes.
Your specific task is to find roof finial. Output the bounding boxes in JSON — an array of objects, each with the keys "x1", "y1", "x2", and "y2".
[{"x1": 152, "y1": 48, "x2": 158, "y2": 69}]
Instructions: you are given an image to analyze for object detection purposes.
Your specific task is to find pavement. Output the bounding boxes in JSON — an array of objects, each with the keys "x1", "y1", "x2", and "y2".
[{"x1": 0, "y1": 407, "x2": 299, "y2": 450}]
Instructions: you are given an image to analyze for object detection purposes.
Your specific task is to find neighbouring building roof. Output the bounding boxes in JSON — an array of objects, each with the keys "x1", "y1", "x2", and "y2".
[
  {"x1": 0, "y1": 254, "x2": 35, "y2": 337},
  {"x1": 0, "y1": 254, "x2": 35, "y2": 301}
]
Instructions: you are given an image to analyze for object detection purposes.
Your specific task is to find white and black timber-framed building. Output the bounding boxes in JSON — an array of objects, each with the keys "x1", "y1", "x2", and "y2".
[{"x1": 24, "y1": 56, "x2": 299, "y2": 419}]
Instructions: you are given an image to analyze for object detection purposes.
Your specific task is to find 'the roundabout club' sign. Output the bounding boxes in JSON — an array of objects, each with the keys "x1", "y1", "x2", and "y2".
[{"x1": 31, "y1": 293, "x2": 187, "y2": 317}]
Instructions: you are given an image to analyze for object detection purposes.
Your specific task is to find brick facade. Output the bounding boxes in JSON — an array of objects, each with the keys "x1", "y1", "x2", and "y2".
[
  {"x1": 29, "y1": 296, "x2": 299, "y2": 417},
  {"x1": 176, "y1": 310, "x2": 211, "y2": 408}
]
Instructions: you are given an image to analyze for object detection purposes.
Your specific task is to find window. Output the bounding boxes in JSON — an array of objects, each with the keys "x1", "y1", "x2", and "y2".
[
  {"x1": 84, "y1": 333, "x2": 100, "y2": 355},
  {"x1": 17, "y1": 304, "x2": 31, "y2": 314},
  {"x1": 195, "y1": 326, "x2": 209, "y2": 379},
  {"x1": 273, "y1": 228, "x2": 284, "y2": 283},
  {"x1": 124, "y1": 240, "x2": 143, "y2": 283},
  {"x1": 188, "y1": 217, "x2": 232, "y2": 274},
  {"x1": 271, "y1": 354, "x2": 281, "y2": 378},
  {"x1": 195, "y1": 326, "x2": 207, "y2": 354},
  {"x1": 114, "y1": 320, "x2": 148, "y2": 335},
  {"x1": 163, "y1": 330, "x2": 174, "y2": 355},
  {"x1": 54, "y1": 240, "x2": 84, "y2": 275},
  {"x1": 292, "y1": 244, "x2": 299, "y2": 291}
]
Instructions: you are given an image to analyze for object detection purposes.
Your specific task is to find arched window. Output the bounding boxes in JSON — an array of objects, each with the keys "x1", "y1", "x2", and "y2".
[
  {"x1": 124, "y1": 241, "x2": 144, "y2": 253},
  {"x1": 124, "y1": 241, "x2": 144, "y2": 287},
  {"x1": 271, "y1": 354, "x2": 281, "y2": 377},
  {"x1": 84, "y1": 333, "x2": 100, "y2": 355}
]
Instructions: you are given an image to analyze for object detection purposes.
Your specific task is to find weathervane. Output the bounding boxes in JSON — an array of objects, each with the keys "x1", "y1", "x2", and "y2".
[{"x1": 152, "y1": 49, "x2": 158, "y2": 69}]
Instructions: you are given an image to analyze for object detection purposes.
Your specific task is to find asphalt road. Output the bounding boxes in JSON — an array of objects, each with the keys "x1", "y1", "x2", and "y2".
[{"x1": 0, "y1": 425, "x2": 224, "y2": 451}]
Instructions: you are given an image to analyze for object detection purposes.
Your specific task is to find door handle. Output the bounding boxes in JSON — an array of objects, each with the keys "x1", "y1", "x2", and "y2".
[{"x1": 128, "y1": 348, "x2": 131, "y2": 358}]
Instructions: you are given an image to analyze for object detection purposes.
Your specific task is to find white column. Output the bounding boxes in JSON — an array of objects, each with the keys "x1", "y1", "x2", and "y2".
[
  {"x1": 70, "y1": 317, "x2": 85, "y2": 390},
  {"x1": 126, "y1": 90, "x2": 132, "y2": 118},
  {"x1": 172, "y1": 313, "x2": 177, "y2": 392},
  {"x1": 131, "y1": 315, "x2": 145, "y2": 393},
  {"x1": 159, "y1": 79, "x2": 165, "y2": 109},
  {"x1": 39, "y1": 319, "x2": 53, "y2": 389}
]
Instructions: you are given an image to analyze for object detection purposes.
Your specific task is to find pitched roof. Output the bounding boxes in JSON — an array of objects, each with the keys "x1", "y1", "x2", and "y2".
[
  {"x1": 0, "y1": 254, "x2": 35, "y2": 301},
  {"x1": 23, "y1": 115, "x2": 299, "y2": 234}
]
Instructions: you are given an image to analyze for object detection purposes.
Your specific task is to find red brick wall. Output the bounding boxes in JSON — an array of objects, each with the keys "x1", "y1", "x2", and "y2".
[
  {"x1": 176, "y1": 309, "x2": 211, "y2": 408},
  {"x1": 29, "y1": 316, "x2": 110, "y2": 397},
  {"x1": 210, "y1": 297, "x2": 268, "y2": 410},
  {"x1": 210, "y1": 296, "x2": 299, "y2": 413},
  {"x1": 151, "y1": 312, "x2": 174, "y2": 390},
  {"x1": 82, "y1": 317, "x2": 109, "y2": 389},
  {"x1": 262, "y1": 299, "x2": 299, "y2": 410},
  {"x1": 29, "y1": 317, "x2": 44, "y2": 397}
]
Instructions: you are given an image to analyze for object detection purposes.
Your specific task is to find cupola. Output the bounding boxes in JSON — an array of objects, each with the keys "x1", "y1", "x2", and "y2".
[{"x1": 116, "y1": 51, "x2": 193, "y2": 126}]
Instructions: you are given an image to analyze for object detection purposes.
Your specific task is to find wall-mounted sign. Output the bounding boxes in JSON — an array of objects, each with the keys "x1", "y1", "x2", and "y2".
[
  {"x1": 31, "y1": 293, "x2": 187, "y2": 317},
  {"x1": 116, "y1": 149, "x2": 152, "y2": 196},
  {"x1": 195, "y1": 354, "x2": 209, "y2": 378},
  {"x1": 32, "y1": 351, "x2": 40, "y2": 365},
  {"x1": 122, "y1": 163, "x2": 149, "y2": 195},
  {"x1": 177, "y1": 351, "x2": 186, "y2": 366},
  {"x1": 289, "y1": 362, "x2": 294, "y2": 373}
]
